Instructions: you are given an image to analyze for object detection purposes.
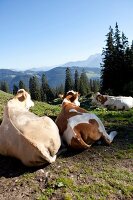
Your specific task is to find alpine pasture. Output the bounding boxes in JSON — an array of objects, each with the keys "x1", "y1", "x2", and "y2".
[{"x1": 0, "y1": 90, "x2": 132, "y2": 200}]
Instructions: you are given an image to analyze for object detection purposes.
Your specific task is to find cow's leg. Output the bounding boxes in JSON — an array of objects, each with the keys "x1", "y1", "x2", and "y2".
[
  {"x1": 96, "y1": 117, "x2": 117, "y2": 144},
  {"x1": 97, "y1": 118, "x2": 117, "y2": 144},
  {"x1": 101, "y1": 131, "x2": 117, "y2": 144},
  {"x1": 41, "y1": 147, "x2": 57, "y2": 163},
  {"x1": 45, "y1": 154, "x2": 57, "y2": 163}
]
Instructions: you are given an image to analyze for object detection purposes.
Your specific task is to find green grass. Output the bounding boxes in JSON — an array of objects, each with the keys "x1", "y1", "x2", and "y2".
[
  {"x1": 0, "y1": 90, "x2": 13, "y2": 123},
  {"x1": 0, "y1": 91, "x2": 133, "y2": 199},
  {"x1": 30, "y1": 101, "x2": 61, "y2": 120}
]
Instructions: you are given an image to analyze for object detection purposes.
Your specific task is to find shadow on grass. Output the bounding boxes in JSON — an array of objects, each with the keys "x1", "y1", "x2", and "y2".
[{"x1": 0, "y1": 155, "x2": 49, "y2": 178}]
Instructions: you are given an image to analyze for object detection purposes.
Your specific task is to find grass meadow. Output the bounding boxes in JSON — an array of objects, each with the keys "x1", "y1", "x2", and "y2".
[{"x1": 0, "y1": 90, "x2": 132, "y2": 200}]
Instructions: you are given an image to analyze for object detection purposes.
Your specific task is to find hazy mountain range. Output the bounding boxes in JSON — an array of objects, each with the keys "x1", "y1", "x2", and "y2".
[
  {"x1": 0, "y1": 53, "x2": 102, "y2": 90},
  {"x1": 30, "y1": 53, "x2": 102, "y2": 71}
]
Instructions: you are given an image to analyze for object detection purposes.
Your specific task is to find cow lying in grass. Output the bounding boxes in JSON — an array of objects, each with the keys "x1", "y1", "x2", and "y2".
[
  {"x1": 91, "y1": 92, "x2": 133, "y2": 110},
  {"x1": 55, "y1": 90, "x2": 117, "y2": 149},
  {"x1": 0, "y1": 89, "x2": 61, "y2": 166}
]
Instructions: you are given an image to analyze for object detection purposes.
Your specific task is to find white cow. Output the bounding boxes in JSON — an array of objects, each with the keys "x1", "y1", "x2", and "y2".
[
  {"x1": 0, "y1": 89, "x2": 61, "y2": 166},
  {"x1": 91, "y1": 92, "x2": 133, "y2": 110}
]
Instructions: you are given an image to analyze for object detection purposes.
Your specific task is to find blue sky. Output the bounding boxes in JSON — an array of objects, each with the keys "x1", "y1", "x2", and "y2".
[{"x1": 0, "y1": 0, "x2": 133, "y2": 70}]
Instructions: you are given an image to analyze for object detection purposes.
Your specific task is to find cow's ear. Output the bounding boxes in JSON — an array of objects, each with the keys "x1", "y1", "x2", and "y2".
[{"x1": 58, "y1": 94, "x2": 64, "y2": 99}]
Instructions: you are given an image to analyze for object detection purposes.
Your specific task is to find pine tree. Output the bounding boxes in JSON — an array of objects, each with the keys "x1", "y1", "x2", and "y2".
[
  {"x1": 114, "y1": 22, "x2": 121, "y2": 51},
  {"x1": 46, "y1": 87, "x2": 55, "y2": 102},
  {"x1": 41, "y1": 74, "x2": 48, "y2": 102},
  {"x1": 121, "y1": 32, "x2": 129, "y2": 52},
  {"x1": 41, "y1": 74, "x2": 55, "y2": 102},
  {"x1": 113, "y1": 22, "x2": 125, "y2": 95},
  {"x1": 101, "y1": 26, "x2": 115, "y2": 94},
  {"x1": 13, "y1": 84, "x2": 18, "y2": 94},
  {"x1": 56, "y1": 84, "x2": 64, "y2": 95},
  {"x1": 123, "y1": 41, "x2": 133, "y2": 96},
  {"x1": 0, "y1": 81, "x2": 10, "y2": 93},
  {"x1": 64, "y1": 67, "x2": 73, "y2": 94},
  {"x1": 74, "y1": 69, "x2": 80, "y2": 92},
  {"x1": 101, "y1": 23, "x2": 130, "y2": 95},
  {"x1": 29, "y1": 76, "x2": 41, "y2": 101},
  {"x1": 19, "y1": 80, "x2": 27, "y2": 90},
  {"x1": 90, "y1": 79, "x2": 100, "y2": 93},
  {"x1": 79, "y1": 70, "x2": 90, "y2": 96}
]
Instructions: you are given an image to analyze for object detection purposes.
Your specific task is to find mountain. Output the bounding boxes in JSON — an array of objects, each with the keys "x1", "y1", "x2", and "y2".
[
  {"x1": 30, "y1": 53, "x2": 102, "y2": 71},
  {"x1": 62, "y1": 53, "x2": 102, "y2": 68},
  {"x1": 44, "y1": 66, "x2": 100, "y2": 87},
  {"x1": 0, "y1": 66, "x2": 100, "y2": 91},
  {"x1": 0, "y1": 69, "x2": 37, "y2": 90},
  {"x1": 0, "y1": 53, "x2": 102, "y2": 90}
]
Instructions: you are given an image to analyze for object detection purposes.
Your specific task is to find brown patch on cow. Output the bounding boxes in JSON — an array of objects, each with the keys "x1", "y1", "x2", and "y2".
[
  {"x1": 72, "y1": 120, "x2": 102, "y2": 149},
  {"x1": 70, "y1": 137, "x2": 89, "y2": 150},
  {"x1": 17, "y1": 95, "x2": 25, "y2": 102},
  {"x1": 63, "y1": 91, "x2": 79, "y2": 103},
  {"x1": 96, "y1": 95, "x2": 107, "y2": 104},
  {"x1": 56, "y1": 110, "x2": 82, "y2": 136},
  {"x1": 14, "y1": 90, "x2": 27, "y2": 102},
  {"x1": 56, "y1": 104, "x2": 88, "y2": 136}
]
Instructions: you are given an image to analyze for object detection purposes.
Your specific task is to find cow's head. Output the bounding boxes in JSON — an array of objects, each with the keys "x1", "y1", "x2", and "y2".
[
  {"x1": 60, "y1": 90, "x2": 80, "y2": 106},
  {"x1": 91, "y1": 92, "x2": 107, "y2": 105},
  {"x1": 14, "y1": 89, "x2": 34, "y2": 110}
]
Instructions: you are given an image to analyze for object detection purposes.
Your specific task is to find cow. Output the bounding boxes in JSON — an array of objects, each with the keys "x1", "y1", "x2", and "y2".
[
  {"x1": 0, "y1": 89, "x2": 61, "y2": 166},
  {"x1": 55, "y1": 90, "x2": 117, "y2": 150},
  {"x1": 91, "y1": 92, "x2": 133, "y2": 110}
]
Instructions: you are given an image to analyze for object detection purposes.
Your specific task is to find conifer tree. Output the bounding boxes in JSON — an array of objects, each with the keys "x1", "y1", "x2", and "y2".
[
  {"x1": 79, "y1": 70, "x2": 90, "y2": 96},
  {"x1": 101, "y1": 26, "x2": 114, "y2": 94},
  {"x1": 41, "y1": 74, "x2": 55, "y2": 102},
  {"x1": 101, "y1": 23, "x2": 133, "y2": 96},
  {"x1": 0, "y1": 81, "x2": 10, "y2": 93},
  {"x1": 74, "y1": 69, "x2": 80, "y2": 92},
  {"x1": 64, "y1": 67, "x2": 73, "y2": 94},
  {"x1": 13, "y1": 84, "x2": 18, "y2": 94},
  {"x1": 123, "y1": 41, "x2": 133, "y2": 95},
  {"x1": 90, "y1": 79, "x2": 100, "y2": 93},
  {"x1": 55, "y1": 84, "x2": 64, "y2": 97},
  {"x1": 29, "y1": 76, "x2": 41, "y2": 101},
  {"x1": 41, "y1": 74, "x2": 48, "y2": 102},
  {"x1": 19, "y1": 80, "x2": 27, "y2": 90}
]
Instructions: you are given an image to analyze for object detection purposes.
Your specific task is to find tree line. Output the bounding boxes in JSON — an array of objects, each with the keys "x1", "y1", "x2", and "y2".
[
  {"x1": 0, "y1": 68, "x2": 100, "y2": 102},
  {"x1": 101, "y1": 22, "x2": 133, "y2": 96}
]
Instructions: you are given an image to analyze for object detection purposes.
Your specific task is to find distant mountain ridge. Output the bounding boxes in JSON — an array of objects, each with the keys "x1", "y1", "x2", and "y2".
[
  {"x1": 0, "y1": 54, "x2": 101, "y2": 90},
  {"x1": 0, "y1": 67, "x2": 100, "y2": 91},
  {"x1": 30, "y1": 53, "x2": 102, "y2": 71},
  {"x1": 61, "y1": 53, "x2": 102, "y2": 68}
]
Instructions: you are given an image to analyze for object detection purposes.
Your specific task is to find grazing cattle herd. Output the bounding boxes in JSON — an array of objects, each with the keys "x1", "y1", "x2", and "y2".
[{"x1": 0, "y1": 89, "x2": 132, "y2": 166}]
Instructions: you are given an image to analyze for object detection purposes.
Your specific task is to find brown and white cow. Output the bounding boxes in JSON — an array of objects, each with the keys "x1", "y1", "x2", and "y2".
[
  {"x1": 0, "y1": 89, "x2": 61, "y2": 166},
  {"x1": 55, "y1": 90, "x2": 117, "y2": 149},
  {"x1": 91, "y1": 92, "x2": 133, "y2": 110}
]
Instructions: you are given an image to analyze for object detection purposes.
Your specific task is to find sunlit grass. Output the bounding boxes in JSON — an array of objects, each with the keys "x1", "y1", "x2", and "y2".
[{"x1": 0, "y1": 91, "x2": 133, "y2": 199}]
